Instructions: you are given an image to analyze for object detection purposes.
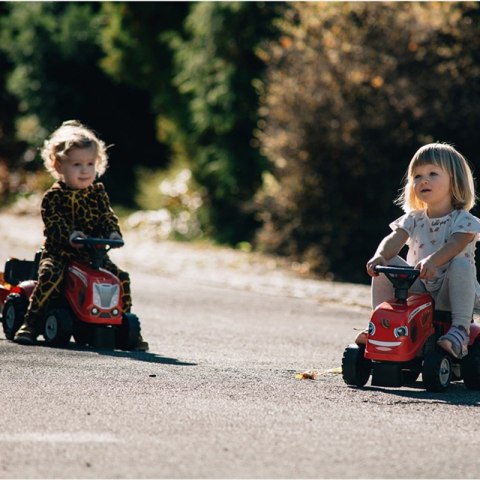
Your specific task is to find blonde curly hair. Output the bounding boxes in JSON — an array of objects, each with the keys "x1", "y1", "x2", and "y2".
[{"x1": 41, "y1": 120, "x2": 109, "y2": 180}]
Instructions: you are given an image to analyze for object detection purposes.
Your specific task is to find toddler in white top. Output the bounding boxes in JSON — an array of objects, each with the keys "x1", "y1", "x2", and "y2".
[{"x1": 357, "y1": 142, "x2": 480, "y2": 359}]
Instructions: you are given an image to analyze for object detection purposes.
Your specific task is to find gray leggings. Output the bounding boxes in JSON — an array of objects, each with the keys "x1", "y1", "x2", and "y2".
[{"x1": 372, "y1": 256, "x2": 475, "y2": 331}]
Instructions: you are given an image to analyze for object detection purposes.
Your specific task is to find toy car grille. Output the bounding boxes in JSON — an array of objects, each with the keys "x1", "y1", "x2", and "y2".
[{"x1": 93, "y1": 283, "x2": 120, "y2": 309}]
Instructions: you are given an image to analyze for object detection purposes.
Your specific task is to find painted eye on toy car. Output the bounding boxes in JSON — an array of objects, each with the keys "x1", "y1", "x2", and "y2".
[
  {"x1": 394, "y1": 326, "x2": 409, "y2": 338},
  {"x1": 368, "y1": 322, "x2": 376, "y2": 336}
]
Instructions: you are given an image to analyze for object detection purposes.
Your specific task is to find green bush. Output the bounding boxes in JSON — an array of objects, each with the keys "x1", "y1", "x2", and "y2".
[
  {"x1": 257, "y1": 2, "x2": 480, "y2": 282},
  {"x1": 129, "y1": 166, "x2": 203, "y2": 241}
]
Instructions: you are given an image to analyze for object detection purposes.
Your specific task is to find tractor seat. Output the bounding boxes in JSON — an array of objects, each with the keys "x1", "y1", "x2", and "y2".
[{"x1": 4, "y1": 250, "x2": 42, "y2": 285}]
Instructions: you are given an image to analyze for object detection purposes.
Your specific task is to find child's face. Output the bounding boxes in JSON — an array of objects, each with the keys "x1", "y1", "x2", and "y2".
[
  {"x1": 412, "y1": 163, "x2": 451, "y2": 209},
  {"x1": 56, "y1": 146, "x2": 97, "y2": 190}
]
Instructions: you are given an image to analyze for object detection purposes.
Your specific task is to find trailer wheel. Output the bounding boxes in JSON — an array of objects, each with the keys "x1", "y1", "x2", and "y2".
[{"x1": 2, "y1": 294, "x2": 27, "y2": 340}]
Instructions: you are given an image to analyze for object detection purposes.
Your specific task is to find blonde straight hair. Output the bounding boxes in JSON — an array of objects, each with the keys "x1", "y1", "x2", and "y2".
[{"x1": 396, "y1": 143, "x2": 476, "y2": 213}]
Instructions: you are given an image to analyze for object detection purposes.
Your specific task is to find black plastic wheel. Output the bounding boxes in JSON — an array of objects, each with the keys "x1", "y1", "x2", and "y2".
[
  {"x1": 2, "y1": 294, "x2": 27, "y2": 340},
  {"x1": 43, "y1": 308, "x2": 73, "y2": 347},
  {"x1": 462, "y1": 338, "x2": 480, "y2": 390},
  {"x1": 73, "y1": 321, "x2": 92, "y2": 346},
  {"x1": 342, "y1": 344, "x2": 371, "y2": 387},
  {"x1": 402, "y1": 370, "x2": 420, "y2": 385},
  {"x1": 116, "y1": 313, "x2": 140, "y2": 351},
  {"x1": 422, "y1": 350, "x2": 451, "y2": 392}
]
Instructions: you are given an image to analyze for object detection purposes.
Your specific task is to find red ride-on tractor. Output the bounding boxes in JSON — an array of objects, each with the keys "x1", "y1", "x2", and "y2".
[
  {"x1": 0, "y1": 251, "x2": 41, "y2": 340},
  {"x1": 1, "y1": 238, "x2": 141, "y2": 350},
  {"x1": 342, "y1": 265, "x2": 480, "y2": 392}
]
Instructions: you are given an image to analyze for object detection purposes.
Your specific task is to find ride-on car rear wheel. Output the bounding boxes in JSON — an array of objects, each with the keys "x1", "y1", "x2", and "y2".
[
  {"x1": 422, "y1": 350, "x2": 451, "y2": 392},
  {"x1": 462, "y1": 338, "x2": 480, "y2": 390},
  {"x1": 2, "y1": 294, "x2": 27, "y2": 340},
  {"x1": 342, "y1": 344, "x2": 371, "y2": 387},
  {"x1": 44, "y1": 308, "x2": 73, "y2": 347},
  {"x1": 116, "y1": 313, "x2": 140, "y2": 351}
]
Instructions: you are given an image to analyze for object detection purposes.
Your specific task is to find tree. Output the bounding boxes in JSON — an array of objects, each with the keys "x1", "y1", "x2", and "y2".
[
  {"x1": 165, "y1": 2, "x2": 286, "y2": 243},
  {"x1": 257, "y1": 2, "x2": 480, "y2": 282},
  {"x1": 99, "y1": 2, "x2": 190, "y2": 132},
  {"x1": 0, "y1": 2, "x2": 165, "y2": 205},
  {"x1": 101, "y1": 1, "x2": 285, "y2": 243},
  {"x1": 0, "y1": 2, "x2": 27, "y2": 198}
]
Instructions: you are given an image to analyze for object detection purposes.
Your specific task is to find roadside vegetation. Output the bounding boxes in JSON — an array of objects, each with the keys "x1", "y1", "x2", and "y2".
[{"x1": 1, "y1": 2, "x2": 479, "y2": 282}]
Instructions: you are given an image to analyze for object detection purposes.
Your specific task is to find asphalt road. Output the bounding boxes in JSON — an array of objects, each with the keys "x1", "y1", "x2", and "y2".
[{"x1": 0, "y1": 214, "x2": 480, "y2": 479}]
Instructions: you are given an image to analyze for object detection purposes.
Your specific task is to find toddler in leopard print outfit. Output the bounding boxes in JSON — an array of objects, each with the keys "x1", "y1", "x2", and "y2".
[{"x1": 14, "y1": 120, "x2": 148, "y2": 350}]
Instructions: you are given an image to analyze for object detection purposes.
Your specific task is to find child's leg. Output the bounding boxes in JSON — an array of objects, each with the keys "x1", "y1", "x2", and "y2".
[
  {"x1": 14, "y1": 256, "x2": 66, "y2": 345},
  {"x1": 103, "y1": 257, "x2": 148, "y2": 351},
  {"x1": 435, "y1": 257, "x2": 474, "y2": 358},
  {"x1": 356, "y1": 256, "x2": 425, "y2": 345}
]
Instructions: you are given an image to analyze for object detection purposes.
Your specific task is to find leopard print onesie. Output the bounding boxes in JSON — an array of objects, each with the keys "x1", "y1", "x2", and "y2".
[{"x1": 24, "y1": 181, "x2": 131, "y2": 328}]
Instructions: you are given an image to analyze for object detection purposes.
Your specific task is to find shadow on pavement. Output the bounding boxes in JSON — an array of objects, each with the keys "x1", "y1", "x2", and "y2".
[
  {"x1": 360, "y1": 381, "x2": 480, "y2": 406},
  {"x1": 43, "y1": 341, "x2": 198, "y2": 366},
  {"x1": 92, "y1": 348, "x2": 197, "y2": 366},
  {"x1": 2, "y1": 338, "x2": 197, "y2": 366}
]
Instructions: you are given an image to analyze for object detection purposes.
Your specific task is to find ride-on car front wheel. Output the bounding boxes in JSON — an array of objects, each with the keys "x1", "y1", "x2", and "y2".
[
  {"x1": 342, "y1": 344, "x2": 371, "y2": 387},
  {"x1": 44, "y1": 308, "x2": 73, "y2": 347},
  {"x1": 2, "y1": 294, "x2": 27, "y2": 340}
]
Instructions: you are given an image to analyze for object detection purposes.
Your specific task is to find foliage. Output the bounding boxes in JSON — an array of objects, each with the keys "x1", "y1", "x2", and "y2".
[
  {"x1": 129, "y1": 166, "x2": 203, "y2": 241},
  {"x1": 0, "y1": 2, "x2": 165, "y2": 206},
  {"x1": 99, "y1": 2, "x2": 190, "y2": 127},
  {"x1": 2, "y1": 1, "x2": 480, "y2": 283},
  {"x1": 257, "y1": 2, "x2": 480, "y2": 282},
  {"x1": 100, "y1": 2, "x2": 285, "y2": 243},
  {"x1": 0, "y1": 2, "x2": 27, "y2": 199},
  {"x1": 163, "y1": 2, "x2": 284, "y2": 244}
]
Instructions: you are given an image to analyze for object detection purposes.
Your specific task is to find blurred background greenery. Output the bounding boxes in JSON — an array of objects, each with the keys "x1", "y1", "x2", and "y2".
[{"x1": 0, "y1": 1, "x2": 479, "y2": 283}]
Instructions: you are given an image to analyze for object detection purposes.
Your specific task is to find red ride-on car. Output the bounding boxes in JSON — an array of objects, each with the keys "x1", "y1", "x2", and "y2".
[
  {"x1": 1, "y1": 238, "x2": 141, "y2": 350},
  {"x1": 0, "y1": 252, "x2": 40, "y2": 340},
  {"x1": 342, "y1": 265, "x2": 480, "y2": 392}
]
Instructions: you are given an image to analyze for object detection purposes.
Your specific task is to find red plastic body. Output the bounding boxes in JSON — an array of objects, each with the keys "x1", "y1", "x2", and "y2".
[
  {"x1": 0, "y1": 283, "x2": 11, "y2": 314},
  {"x1": 0, "y1": 279, "x2": 36, "y2": 314},
  {"x1": 64, "y1": 261, "x2": 123, "y2": 325},
  {"x1": 2, "y1": 262, "x2": 123, "y2": 326},
  {"x1": 11, "y1": 280, "x2": 36, "y2": 299},
  {"x1": 365, "y1": 293, "x2": 435, "y2": 362},
  {"x1": 0, "y1": 284, "x2": 11, "y2": 306},
  {"x1": 365, "y1": 291, "x2": 480, "y2": 363}
]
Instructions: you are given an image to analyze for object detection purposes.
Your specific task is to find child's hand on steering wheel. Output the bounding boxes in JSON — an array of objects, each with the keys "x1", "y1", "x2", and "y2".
[
  {"x1": 69, "y1": 231, "x2": 87, "y2": 248},
  {"x1": 109, "y1": 231, "x2": 123, "y2": 241},
  {"x1": 415, "y1": 256, "x2": 437, "y2": 280},
  {"x1": 366, "y1": 255, "x2": 386, "y2": 277}
]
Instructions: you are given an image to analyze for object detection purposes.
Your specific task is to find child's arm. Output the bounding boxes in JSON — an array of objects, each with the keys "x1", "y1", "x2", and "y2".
[
  {"x1": 415, "y1": 232, "x2": 475, "y2": 279},
  {"x1": 95, "y1": 183, "x2": 121, "y2": 238},
  {"x1": 366, "y1": 229, "x2": 409, "y2": 277},
  {"x1": 41, "y1": 190, "x2": 72, "y2": 249}
]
